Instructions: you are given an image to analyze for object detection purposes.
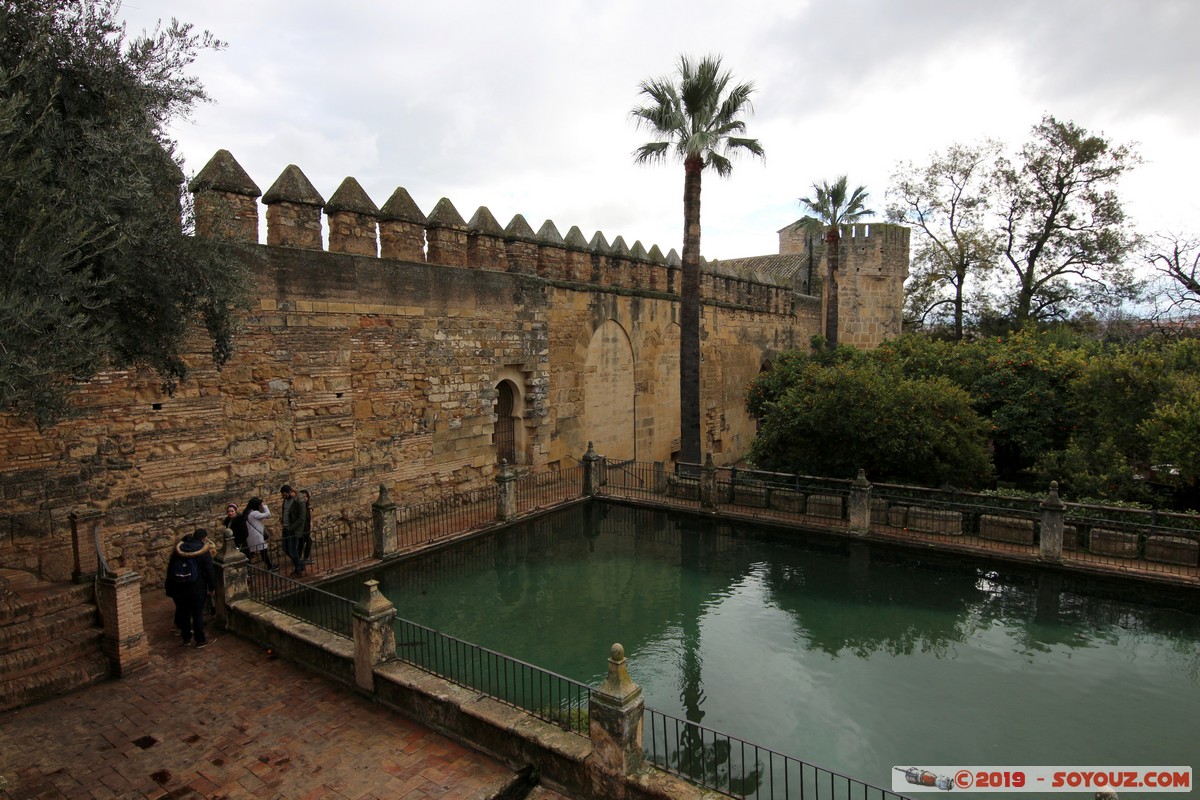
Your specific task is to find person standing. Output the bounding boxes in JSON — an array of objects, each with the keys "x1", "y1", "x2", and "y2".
[
  {"x1": 222, "y1": 502, "x2": 244, "y2": 553},
  {"x1": 243, "y1": 497, "x2": 275, "y2": 571},
  {"x1": 280, "y1": 484, "x2": 306, "y2": 577},
  {"x1": 165, "y1": 529, "x2": 216, "y2": 648}
]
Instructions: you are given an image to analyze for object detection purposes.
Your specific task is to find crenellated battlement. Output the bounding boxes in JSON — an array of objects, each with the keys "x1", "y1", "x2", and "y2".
[{"x1": 188, "y1": 150, "x2": 812, "y2": 318}]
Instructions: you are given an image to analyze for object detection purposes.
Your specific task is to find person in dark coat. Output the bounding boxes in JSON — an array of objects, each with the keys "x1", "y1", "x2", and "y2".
[{"x1": 165, "y1": 528, "x2": 217, "y2": 648}]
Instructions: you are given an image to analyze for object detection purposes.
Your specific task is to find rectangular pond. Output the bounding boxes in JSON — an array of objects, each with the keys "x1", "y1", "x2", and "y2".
[{"x1": 322, "y1": 502, "x2": 1200, "y2": 794}]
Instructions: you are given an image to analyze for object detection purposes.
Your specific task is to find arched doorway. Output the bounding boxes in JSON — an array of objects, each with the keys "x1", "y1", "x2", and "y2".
[{"x1": 494, "y1": 379, "x2": 519, "y2": 464}]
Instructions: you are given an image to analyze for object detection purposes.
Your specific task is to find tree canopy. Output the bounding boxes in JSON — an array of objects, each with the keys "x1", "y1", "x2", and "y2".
[
  {"x1": 888, "y1": 116, "x2": 1142, "y2": 336},
  {"x1": 749, "y1": 332, "x2": 1200, "y2": 509},
  {"x1": 887, "y1": 142, "x2": 1000, "y2": 340},
  {"x1": 747, "y1": 346, "x2": 993, "y2": 487},
  {"x1": 0, "y1": 0, "x2": 247, "y2": 426},
  {"x1": 997, "y1": 116, "x2": 1141, "y2": 327}
]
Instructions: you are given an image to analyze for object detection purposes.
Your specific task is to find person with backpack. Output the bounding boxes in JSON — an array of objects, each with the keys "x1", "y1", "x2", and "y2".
[{"x1": 164, "y1": 529, "x2": 216, "y2": 648}]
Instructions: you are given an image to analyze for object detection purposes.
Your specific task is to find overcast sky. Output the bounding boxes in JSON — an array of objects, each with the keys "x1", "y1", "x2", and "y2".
[{"x1": 118, "y1": 0, "x2": 1200, "y2": 261}]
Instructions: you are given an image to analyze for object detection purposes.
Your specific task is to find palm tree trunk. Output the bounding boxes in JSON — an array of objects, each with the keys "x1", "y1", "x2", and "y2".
[
  {"x1": 680, "y1": 154, "x2": 703, "y2": 464},
  {"x1": 825, "y1": 227, "x2": 840, "y2": 350}
]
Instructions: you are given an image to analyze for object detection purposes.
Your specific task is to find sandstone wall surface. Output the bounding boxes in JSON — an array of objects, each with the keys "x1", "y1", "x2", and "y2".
[{"x1": 2, "y1": 244, "x2": 810, "y2": 581}]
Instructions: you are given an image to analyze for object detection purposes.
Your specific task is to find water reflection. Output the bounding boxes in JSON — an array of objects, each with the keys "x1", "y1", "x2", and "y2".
[{"x1": 322, "y1": 503, "x2": 1200, "y2": 783}]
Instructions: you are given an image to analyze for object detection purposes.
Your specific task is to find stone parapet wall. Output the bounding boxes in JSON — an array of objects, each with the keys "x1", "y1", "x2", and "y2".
[{"x1": 190, "y1": 154, "x2": 795, "y2": 317}]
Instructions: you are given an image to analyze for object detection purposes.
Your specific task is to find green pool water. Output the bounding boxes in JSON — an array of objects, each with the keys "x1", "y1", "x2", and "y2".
[{"x1": 328, "y1": 503, "x2": 1200, "y2": 792}]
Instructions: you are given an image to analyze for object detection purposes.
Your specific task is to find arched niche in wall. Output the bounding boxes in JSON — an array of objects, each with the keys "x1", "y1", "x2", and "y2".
[
  {"x1": 492, "y1": 367, "x2": 529, "y2": 466},
  {"x1": 656, "y1": 322, "x2": 682, "y2": 461},
  {"x1": 583, "y1": 319, "x2": 635, "y2": 462}
]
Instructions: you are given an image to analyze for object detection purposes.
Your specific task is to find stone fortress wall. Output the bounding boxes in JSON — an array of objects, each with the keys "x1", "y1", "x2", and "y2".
[{"x1": 0, "y1": 150, "x2": 905, "y2": 582}]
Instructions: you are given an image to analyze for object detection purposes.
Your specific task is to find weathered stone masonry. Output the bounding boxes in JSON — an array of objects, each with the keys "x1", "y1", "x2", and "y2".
[{"x1": 0, "y1": 150, "x2": 905, "y2": 583}]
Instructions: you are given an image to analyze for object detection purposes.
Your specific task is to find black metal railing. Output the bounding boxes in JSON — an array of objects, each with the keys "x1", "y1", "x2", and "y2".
[
  {"x1": 392, "y1": 616, "x2": 591, "y2": 735},
  {"x1": 514, "y1": 465, "x2": 584, "y2": 514},
  {"x1": 312, "y1": 515, "x2": 374, "y2": 571},
  {"x1": 245, "y1": 563, "x2": 357, "y2": 637},
  {"x1": 645, "y1": 707, "x2": 909, "y2": 800},
  {"x1": 396, "y1": 486, "x2": 501, "y2": 549}
]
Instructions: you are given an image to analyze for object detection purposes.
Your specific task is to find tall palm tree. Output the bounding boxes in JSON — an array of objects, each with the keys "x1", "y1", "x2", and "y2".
[
  {"x1": 631, "y1": 54, "x2": 764, "y2": 465},
  {"x1": 797, "y1": 177, "x2": 873, "y2": 350}
]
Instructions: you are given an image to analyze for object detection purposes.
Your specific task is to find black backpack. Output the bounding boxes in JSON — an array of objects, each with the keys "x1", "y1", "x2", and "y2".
[
  {"x1": 230, "y1": 514, "x2": 249, "y2": 547},
  {"x1": 171, "y1": 555, "x2": 197, "y2": 583}
]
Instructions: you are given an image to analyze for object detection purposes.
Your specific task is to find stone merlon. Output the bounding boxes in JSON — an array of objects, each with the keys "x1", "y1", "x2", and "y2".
[
  {"x1": 536, "y1": 220, "x2": 564, "y2": 246},
  {"x1": 379, "y1": 187, "x2": 426, "y2": 224},
  {"x1": 326, "y1": 177, "x2": 380, "y2": 216},
  {"x1": 188, "y1": 149, "x2": 261, "y2": 196},
  {"x1": 468, "y1": 207, "x2": 504, "y2": 236},
  {"x1": 504, "y1": 214, "x2": 537, "y2": 242},
  {"x1": 262, "y1": 165, "x2": 325, "y2": 206},
  {"x1": 426, "y1": 197, "x2": 468, "y2": 229},
  {"x1": 564, "y1": 226, "x2": 589, "y2": 251}
]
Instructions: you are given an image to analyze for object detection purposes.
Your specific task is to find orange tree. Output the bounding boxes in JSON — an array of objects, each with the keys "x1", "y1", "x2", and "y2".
[{"x1": 747, "y1": 348, "x2": 992, "y2": 487}]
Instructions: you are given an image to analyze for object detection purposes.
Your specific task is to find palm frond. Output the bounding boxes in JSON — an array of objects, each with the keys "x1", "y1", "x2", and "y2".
[
  {"x1": 630, "y1": 53, "x2": 763, "y2": 175},
  {"x1": 633, "y1": 141, "x2": 671, "y2": 164},
  {"x1": 799, "y1": 175, "x2": 874, "y2": 225}
]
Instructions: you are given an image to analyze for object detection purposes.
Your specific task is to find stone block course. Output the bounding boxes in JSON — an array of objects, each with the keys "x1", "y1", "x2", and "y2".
[
  {"x1": 806, "y1": 494, "x2": 843, "y2": 519},
  {"x1": 979, "y1": 515, "x2": 1036, "y2": 545},
  {"x1": 1143, "y1": 535, "x2": 1199, "y2": 566},
  {"x1": 1088, "y1": 528, "x2": 1140, "y2": 558},
  {"x1": 907, "y1": 507, "x2": 963, "y2": 535}
]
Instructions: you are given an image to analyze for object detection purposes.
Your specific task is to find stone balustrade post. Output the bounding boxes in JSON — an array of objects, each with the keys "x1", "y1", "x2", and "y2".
[
  {"x1": 583, "y1": 441, "x2": 602, "y2": 497},
  {"x1": 496, "y1": 460, "x2": 517, "y2": 521},
  {"x1": 95, "y1": 568, "x2": 150, "y2": 676},
  {"x1": 353, "y1": 579, "x2": 397, "y2": 692},
  {"x1": 215, "y1": 528, "x2": 249, "y2": 623},
  {"x1": 848, "y1": 469, "x2": 872, "y2": 534},
  {"x1": 588, "y1": 643, "x2": 644, "y2": 780},
  {"x1": 1040, "y1": 481, "x2": 1065, "y2": 564},
  {"x1": 69, "y1": 509, "x2": 103, "y2": 585},
  {"x1": 700, "y1": 453, "x2": 718, "y2": 511},
  {"x1": 372, "y1": 485, "x2": 398, "y2": 559}
]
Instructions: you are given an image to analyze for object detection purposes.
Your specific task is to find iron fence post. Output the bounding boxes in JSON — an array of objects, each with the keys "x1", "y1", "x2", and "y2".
[
  {"x1": 373, "y1": 485, "x2": 398, "y2": 559},
  {"x1": 1040, "y1": 481, "x2": 1065, "y2": 563}
]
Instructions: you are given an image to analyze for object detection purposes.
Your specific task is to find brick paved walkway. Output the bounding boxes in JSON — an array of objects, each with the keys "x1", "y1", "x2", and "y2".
[{"x1": 0, "y1": 592, "x2": 528, "y2": 799}]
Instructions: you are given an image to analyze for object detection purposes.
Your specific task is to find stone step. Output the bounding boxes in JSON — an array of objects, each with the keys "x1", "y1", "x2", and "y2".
[
  {"x1": 0, "y1": 575, "x2": 94, "y2": 625},
  {"x1": 1, "y1": 626, "x2": 105, "y2": 683},
  {"x1": 0, "y1": 603, "x2": 98, "y2": 653},
  {"x1": 0, "y1": 649, "x2": 110, "y2": 713}
]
